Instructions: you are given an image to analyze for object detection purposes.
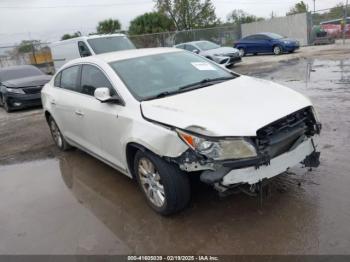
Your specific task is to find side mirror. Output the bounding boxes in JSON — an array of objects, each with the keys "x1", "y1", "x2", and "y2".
[
  {"x1": 94, "y1": 87, "x2": 122, "y2": 104},
  {"x1": 193, "y1": 49, "x2": 200, "y2": 54},
  {"x1": 80, "y1": 50, "x2": 91, "y2": 57}
]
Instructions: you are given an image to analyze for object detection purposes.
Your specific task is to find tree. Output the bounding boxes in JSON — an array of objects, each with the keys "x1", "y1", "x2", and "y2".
[
  {"x1": 61, "y1": 31, "x2": 81, "y2": 40},
  {"x1": 287, "y1": 1, "x2": 308, "y2": 16},
  {"x1": 226, "y1": 9, "x2": 264, "y2": 25},
  {"x1": 155, "y1": 0, "x2": 219, "y2": 30},
  {"x1": 96, "y1": 19, "x2": 121, "y2": 34},
  {"x1": 129, "y1": 12, "x2": 175, "y2": 35},
  {"x1": 17, "y1": 40, "x2": 41, "y2": 53}
]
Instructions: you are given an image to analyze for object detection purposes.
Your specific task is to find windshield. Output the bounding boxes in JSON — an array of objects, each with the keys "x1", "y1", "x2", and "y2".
[
  {"x1": 109, "y1": 51, "x2": 236, "y2": 101},
  {"x1": 195, "y1": 41, "x2": 220, "y2": 51},
  {"x1": 265, "y1": 33, "x2": 284, "y2": 39},
  {"x1": 0, "y1": 66, "x2": 43, "y2": 82},
  {"x1": 87, "y1": 36, "x2": 135, "y2": 54}
]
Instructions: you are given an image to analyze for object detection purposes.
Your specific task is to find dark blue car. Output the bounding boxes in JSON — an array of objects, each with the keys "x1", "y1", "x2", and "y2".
[{"x1": 234, "y1": 32, "x2": 300, "y2": 56}]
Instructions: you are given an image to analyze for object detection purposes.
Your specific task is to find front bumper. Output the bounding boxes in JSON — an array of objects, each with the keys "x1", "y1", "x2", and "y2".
[
  {"x1": 283, "y1": 44, "x2": 300, "y2": 52},
  {"x1": 6, "y1": 93, "x2": 42, "y2": 109},
  {"x1": 215, "y1": 55, "x2": 242, "y2": 67},
  {"x1": 200, "y1": 138, "x2": 317, "y2": 186}
]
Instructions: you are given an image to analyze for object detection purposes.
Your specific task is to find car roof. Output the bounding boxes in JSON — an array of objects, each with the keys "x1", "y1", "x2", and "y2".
[
  {"x1": 0, "y1": 64, "x2": 37, "y2": 73},
  {"x1": 50, "y1": 33, "x2": 128, "y2": 46},
  {"x1": 63, "y1": 47, "x2": 182, "y2": 67},
  {"x1": 176, "y1": 40, "x2": 210, "y2": 46}
]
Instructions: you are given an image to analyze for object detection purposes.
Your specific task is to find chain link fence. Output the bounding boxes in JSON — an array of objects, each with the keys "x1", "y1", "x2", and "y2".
[
  {"x1": 129, "y1": 25, "x2": 241, "y2": 48},
  {"x1": 0, "y1": 42, "x2": 54, "y2": 74},
  {"x1": 1, "y1": 7, "x2": 348, "y2": 74},
  {"x1": 310, "y1": 5, "x2": 350, "y2": 45}
]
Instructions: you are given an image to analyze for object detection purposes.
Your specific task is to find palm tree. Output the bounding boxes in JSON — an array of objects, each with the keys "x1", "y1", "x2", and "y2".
[{"x1": 96, "y1": 19, "x2": 121, "y2": 34}]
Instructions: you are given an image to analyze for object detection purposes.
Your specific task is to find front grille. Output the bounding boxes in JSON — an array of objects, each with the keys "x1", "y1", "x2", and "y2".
[
  {"x1": 23, "y1": 86, "x2": 42, "y2": 94},
  {"x1": 256, "y1": 107, "x2": 317, "y2": 158}
]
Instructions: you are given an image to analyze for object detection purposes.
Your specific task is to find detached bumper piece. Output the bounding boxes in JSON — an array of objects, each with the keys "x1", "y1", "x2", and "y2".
[{"x1": 302, "y1": 151, "x2": 321, "y2": 168}]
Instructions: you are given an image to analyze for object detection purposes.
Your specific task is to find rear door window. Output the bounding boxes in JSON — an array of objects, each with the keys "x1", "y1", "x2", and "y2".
[
  {"x1": 255, "y1": 35, "x2": 268, "y2": 40},
  {"x1": 60, "y1": 65, "x2": 81, "y2": 92},
  {"x1": 184, "y1": 44, "x2": 198, "y2": 52},
  {"x1": 244, "y1": 35, "x2": 257, "y2": 40},
  {"x1": 80, "y1": 64, "x2": 114, "y2": 96}
]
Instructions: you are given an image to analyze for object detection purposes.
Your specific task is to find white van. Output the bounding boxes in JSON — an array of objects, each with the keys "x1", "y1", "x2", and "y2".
[{"x1": 50, "y1": 34, "x2": 135, "y2": 71}]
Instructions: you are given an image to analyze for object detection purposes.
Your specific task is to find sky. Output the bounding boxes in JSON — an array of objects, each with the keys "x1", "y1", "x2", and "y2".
[{"x1": 0, "y1": 0, "x2": 344, "y2": 46}]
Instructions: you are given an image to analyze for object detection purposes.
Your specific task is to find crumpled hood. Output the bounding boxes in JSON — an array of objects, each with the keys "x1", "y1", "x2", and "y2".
[
  {"x1": 141, "y1": 75, "x2": 312, "y2": 137},
  {"x1": 202, "y1": 47, "x2": 240, "y2": 56},
  {"x1": 2, "y1": 75, "x2": 51, "y2": 88}
]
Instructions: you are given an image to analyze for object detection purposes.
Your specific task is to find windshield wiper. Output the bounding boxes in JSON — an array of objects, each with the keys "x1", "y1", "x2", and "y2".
[
  {"x1": 178, "y1": 76, "x2": 235, "y2": 91},
  {"x1": 143, "y1": 91, "x2": 176, "y2": 101},
  {"x1": 143, "y1": 76, "x2": 235, "y2": 101}
]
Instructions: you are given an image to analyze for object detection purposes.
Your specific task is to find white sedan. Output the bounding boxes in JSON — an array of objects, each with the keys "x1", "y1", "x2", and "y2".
[{"x1": 41, "y1": 48, "x2": 321, "y2": 215}]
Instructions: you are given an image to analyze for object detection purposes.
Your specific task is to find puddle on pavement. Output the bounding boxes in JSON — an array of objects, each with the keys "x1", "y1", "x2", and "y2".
[
  {"x1": 251, "y1": 58, "x2": 350, "y2": 91},
  {"x1": 1, "y1": 148, "x2": 349, "y2": 254},
  {"x1": 1, "y1": 58, "x2": 350, "y2": 254}
]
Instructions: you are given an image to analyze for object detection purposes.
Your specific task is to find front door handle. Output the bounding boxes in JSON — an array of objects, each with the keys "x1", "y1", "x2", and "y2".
[
  {"x1": 75, "y1": 110, "x2": 84, "y2": 117},
  {"x1": 50, "y1": 100, "x2": 56, "y2": 105}
]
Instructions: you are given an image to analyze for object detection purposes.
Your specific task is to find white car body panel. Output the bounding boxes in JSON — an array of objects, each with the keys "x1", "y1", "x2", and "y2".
[
  {"x1": 41, "y1": 48, "x2": 319, "y2": 189},
  {"x1": 141, "y1": 75, "x2": 312, "y2": 137}
]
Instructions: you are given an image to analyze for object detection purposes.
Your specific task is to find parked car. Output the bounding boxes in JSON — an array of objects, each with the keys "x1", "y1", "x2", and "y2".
[
  {"x1": 50, "y1": 34, "x2": 136, "y2": 71},
  {"x1": 175, "y1": 40, "x2": 241, "y2": 67},
  {"x1": 42, "y1": 48, "x2": 321, "y2": 215},
  {"x1": 234, "y1": 32, "x2": 300, "y2": 56},
  {"x1": 0, "y1": 65, "x2": 51, "y2": 112}
]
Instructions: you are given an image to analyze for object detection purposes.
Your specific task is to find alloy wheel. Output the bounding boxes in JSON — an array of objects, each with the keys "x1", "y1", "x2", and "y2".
[
  {"x1": 137, "y1": 157, "x2": 165, "y2": 207},
  {"x1": 274, "y1": 46, "x2": 282, "y2": 55}
]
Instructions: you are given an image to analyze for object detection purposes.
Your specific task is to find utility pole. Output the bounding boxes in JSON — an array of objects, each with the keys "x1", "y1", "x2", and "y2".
[
  {"x1": 343, "y1": 0, "x2": 348, "y2": 44},
  {"x1": 313, "y1": 0, "x2": 316, "y2": 13}
]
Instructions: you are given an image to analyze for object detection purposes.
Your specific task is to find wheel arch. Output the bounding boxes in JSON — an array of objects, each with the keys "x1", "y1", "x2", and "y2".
[
  {"x1": 125, "y1": 142, "x2": 154, "y2": 179},
  {"x1": 272, "y1": 43, "x2": 283, "y2": 52},
  {"x1": 44, "y1": 110, "x2": 52, "y2": 124}
]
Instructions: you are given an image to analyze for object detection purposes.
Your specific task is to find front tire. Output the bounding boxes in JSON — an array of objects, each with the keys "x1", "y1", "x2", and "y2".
[
  {"x1": 273, "y1": 45, "x2": 282, "y2": 55},
  {"x1": 238, "y1": 48, "x2": 245, "y2": 57},
  {"x1": 134, "y1": 150, "x2": 190, "y2": 215},
  {"x1": 2, "y1": 97, "x2": 12, "y2": 113},
  {"x1": 48, "y1": 116, "x2": 71, "y2": 151}
]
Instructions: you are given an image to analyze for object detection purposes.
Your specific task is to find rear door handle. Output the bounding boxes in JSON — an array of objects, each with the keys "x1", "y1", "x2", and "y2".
[
  {"x1": 50, "y1": 100, "x2": 56, "y2": 105},
  {"x1": 75, "y1": 110, "x2": 84, "y2": 117}
]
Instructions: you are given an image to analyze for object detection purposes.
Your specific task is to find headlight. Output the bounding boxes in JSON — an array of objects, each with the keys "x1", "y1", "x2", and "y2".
[
  {"x1": 6, "y1": 88, "x2": 25, "y2": 94},
  {"x1": 283, "y1": 40, "x2": 291, "y2": 44},
  {"x1": 176, "y1": 129, "x2": 257, "y2": 160}
]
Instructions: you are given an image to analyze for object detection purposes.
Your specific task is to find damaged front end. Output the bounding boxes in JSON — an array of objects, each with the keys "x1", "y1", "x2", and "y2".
[{"x1": 168, "y1": 106, "x2": 321, "y2": 193}]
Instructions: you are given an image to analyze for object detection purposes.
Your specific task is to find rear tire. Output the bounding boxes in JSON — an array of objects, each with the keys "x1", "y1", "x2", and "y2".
[
  {"x1": 134, "y1": 150, "x2": 191, "y2": 215},
  {"x1": 48, "y1": 116, "x2": 71, "y2": 151}
]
